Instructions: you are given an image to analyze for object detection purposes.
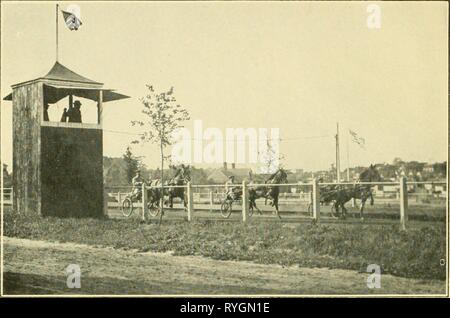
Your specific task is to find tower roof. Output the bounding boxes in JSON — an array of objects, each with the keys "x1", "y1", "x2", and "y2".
[
  {"x1": 41, "y1": 62, "x2": 102, "y2": 85},
  {"x1": 3, "y1": 61, "x2": 129, "y2": 103}
]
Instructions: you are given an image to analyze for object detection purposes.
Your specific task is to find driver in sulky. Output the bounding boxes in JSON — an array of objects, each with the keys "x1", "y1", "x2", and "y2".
[
  {"x1": 131, "y1": 170, "x2": 146, "y2": 200},
  {"x1": 225, "y1": 175, "x2": 241, "y2": 200}
]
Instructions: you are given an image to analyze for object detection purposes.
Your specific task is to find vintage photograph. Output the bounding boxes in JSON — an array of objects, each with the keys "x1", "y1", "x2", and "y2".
[{"x1": 0, "y1": 1, "x2": 448, "y2": 298}]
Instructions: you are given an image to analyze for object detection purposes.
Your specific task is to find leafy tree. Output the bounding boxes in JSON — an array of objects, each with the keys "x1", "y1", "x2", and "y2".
[
  {"x1": 393, "y1": 157, "x2": 404, "y2": 166},
  {"x1": 190, "y1": 167, "x2": 209, "y2": 184},
  {"x1": 432, "y1": 162, "x2": 447, "y2": 178},
  {"x1": 122, "y1": 146, "x2": 141, "y2": 184},
  {"x1": 132, "y1": 85, "x2": 190, "y2": 216},
  {"x1": 258, "y1": 138, "x2": 284, "y2": 174}
]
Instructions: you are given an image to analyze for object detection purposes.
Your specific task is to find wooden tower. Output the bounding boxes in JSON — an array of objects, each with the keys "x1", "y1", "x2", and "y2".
[{"x1": 3, "y1": 62, "x2": 129, "y2": 217}]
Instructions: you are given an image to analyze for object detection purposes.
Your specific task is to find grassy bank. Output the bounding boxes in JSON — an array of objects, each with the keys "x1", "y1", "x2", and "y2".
[{"x1": 3, "y1": 208, "x2": 446, "y2": 280}]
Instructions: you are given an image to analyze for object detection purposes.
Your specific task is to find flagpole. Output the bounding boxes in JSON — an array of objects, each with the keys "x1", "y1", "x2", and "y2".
[
  {"x1": 346, "y1": 129, "x2": 350, "y2": 181},
  {"x1": 336, "y1": 122, "x2": 341, "y2": 183},
  {"x1": 56, "y1": 4, "x2": 59, "y2": 62}
]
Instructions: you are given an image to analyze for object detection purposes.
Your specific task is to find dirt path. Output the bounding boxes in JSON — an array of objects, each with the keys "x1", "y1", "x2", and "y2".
[{"x1": 3, "y1": 237, "x2": 446, "y2": 295}]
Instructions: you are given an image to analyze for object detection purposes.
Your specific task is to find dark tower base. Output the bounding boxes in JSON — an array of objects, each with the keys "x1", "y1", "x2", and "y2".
[{"x1": 40, "y1": 126, "x2": 103, "y2": 218}]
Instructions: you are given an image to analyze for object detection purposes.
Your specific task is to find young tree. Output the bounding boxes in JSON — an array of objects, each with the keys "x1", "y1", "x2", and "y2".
[
  {"x1": 123, "y1": 146, "x2": 141, "y2": 184},
  {"x1": 132, "y1": 85, "x2": 190, "y2": 216},
  {"x1": 258, "y1": 138, "x2": 284, "y2": 174}
]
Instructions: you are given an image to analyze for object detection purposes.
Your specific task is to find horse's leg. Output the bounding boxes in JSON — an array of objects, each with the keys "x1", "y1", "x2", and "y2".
[
  {"x1": 183, "y1": 192, "x2": 188, "y2": 211},
  {"x1": 342, "y1": 203, "x2": 347, "y2": 219},
  {"x1": 255, "y1": 199, "x2": 262, "y2": 214},
  {"x1": 359, "y1": 196, "x2": 366, "y2": 220},
  {"x1": 274, "y1": 196, "x2": 281, "y2": 219},
  {"x1": 336, "y1": 202, "x2": 341, "y2": 218},
  {"x1": 169, "y1": 192, "x2": 174, "y2": 208},
  {"x1": 330, "y1": 201, "x2": 336, "y2": 217},
  {"x1": 249, "y1": 198, "x2": 255, "y2": 212},
  {"x1": 250, "y1": 195, "x2": 262, "y2": 215}
]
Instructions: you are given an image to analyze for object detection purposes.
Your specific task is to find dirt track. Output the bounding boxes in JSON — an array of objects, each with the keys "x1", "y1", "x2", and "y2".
[{"x1": 3, "y1": 237, "x2": 446, "y2": 295}]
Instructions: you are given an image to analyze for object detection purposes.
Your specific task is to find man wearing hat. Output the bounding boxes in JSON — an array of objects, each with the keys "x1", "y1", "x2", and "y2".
[
  {"x1": 225, "y1": 175, "x2": 240, "y2": 200},
  {"x1": 225, "y1": 175, "x2": 235, "y2": 191},
  {"x1": 69, "y1": 100, "x2": 82, "y2": 123},
  {"x1": 131, "y1": 170, "x2": 145, "y2": 201}
]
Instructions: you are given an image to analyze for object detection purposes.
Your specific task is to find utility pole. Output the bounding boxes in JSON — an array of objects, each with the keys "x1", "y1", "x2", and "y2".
[
  {"x1": 346, "y1": 129, "x2": 350, "y2": 181},
  {"x1": 335, "y1": 122, "x2": 341, "y2": 183}
]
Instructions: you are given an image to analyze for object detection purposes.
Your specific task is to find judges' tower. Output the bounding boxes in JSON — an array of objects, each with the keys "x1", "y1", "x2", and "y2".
[{"x1": 3, "y1": 62, "x2": 129, "y2": 217}]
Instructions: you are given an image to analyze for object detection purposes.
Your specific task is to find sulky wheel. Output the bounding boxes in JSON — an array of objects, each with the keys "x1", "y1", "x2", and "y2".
[
  {"x1": 121, "y1": 197, "x2": 134, "y2": 217},
  {"x1": 220, "y1": 200, "x2": 233, "y2": 218}
]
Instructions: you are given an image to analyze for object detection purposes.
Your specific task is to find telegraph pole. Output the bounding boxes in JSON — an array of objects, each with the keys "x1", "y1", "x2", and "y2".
[
  {"x1": 346, "y1": 129, "x2": 350, "y2": 181},
  {"x1": 335, "y1": 122, "x2": 341, "y2": 183}
]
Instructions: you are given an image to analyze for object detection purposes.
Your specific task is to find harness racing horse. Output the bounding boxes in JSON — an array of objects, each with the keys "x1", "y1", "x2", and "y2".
[
  {"x1": 166, "y1": 164, "x2": 191, "y2": 210},
  {"x1": 249, "y1": 168, "x2": 288, "y2": 219},
  {"x1": 332, "y1": 164, "x2": 382, "y2": 219},
  {"x1": 145, "y1": 179, "x2": 164, "y2": 217}
]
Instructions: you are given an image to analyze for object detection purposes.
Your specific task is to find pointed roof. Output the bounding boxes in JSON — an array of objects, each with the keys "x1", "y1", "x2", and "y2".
[
  {"x1": 42, "y1": 62, "x2": 102, "y2": 85},
  {"x1": 7, "y1": 61, "x2": 104, "y2": 89},
  {"x1": 4, "y1": 61, "x2": 129, "y2": 102}
]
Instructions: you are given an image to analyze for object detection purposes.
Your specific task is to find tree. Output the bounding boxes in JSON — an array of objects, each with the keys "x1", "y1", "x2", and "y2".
[
  {"x1": 122, "y1": 146, "x2": 141, "y2": 184},
  {"x1": 393, "y1": 157, "x2": 404, "y2": 166},
  {"x1": 132, "y1": 85, "x2": 190, "y2": 217},
  {"x1": 432, "y1": 162, "x2": 447, "y2": 178},
  {"x1": 258, "y1": 138, "x2": 284, "y2": 174},
  {"x1": 190, "y1": 167, "x2": 209, "y2": 184}
]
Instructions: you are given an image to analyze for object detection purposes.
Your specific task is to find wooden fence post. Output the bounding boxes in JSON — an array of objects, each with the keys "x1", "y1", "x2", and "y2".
[
  {"x1": 242, "y1": 180, "x2": 249, "y2": 223},
  {"x1": 142, "y1": 183, "x2": 147, "y2": 221},
  {"x1": 312, "y1": 178, "x2": 320, "y2": 222},
  {"x1": 351, "y1": 181, "x2": 356, "y2": 208},
  {"x1": 117, "y1": 192, "x2": 122, "y2": 206},
  {"x1": 209, "y1": 191, "x2": 213, "y2": 213},
  {"x1": 399, "y1": 177, "x2": 408, "y2": 230},
  {"x1": 187, "y1": 182, "x2": 194, "y2": 221}
]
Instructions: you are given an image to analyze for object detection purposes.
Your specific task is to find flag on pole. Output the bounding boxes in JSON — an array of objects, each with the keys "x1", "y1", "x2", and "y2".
[
  {"x1": 61, "y1": 9, "x2": 82, "y2": 30},
  {"x1": 349, "y1": 129, "x2": 365, "y2": 149}
]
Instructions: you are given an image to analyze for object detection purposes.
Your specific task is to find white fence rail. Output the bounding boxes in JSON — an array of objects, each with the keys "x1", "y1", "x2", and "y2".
[
  {"x1": 4, "y1": 179, "x2": 446, "y2": 229},
  {"x1": 2, "y1": 188, "x2": 13, "y2": 206},
  {"x1": 101, "y1": 178, "x2": 446, "y2": 229}
]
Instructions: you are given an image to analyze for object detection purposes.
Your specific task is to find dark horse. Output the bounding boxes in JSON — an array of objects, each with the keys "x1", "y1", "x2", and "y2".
[
  {"x1": 141, "y1": 164, "x2": 191, "y2": 218},
  {"x1": 166, "y1": 164, "x2": 191, "y2": 209},
  {"x1": 332, "y1": 164, "x2": 382, "y2": 219},
  {"x1": 248, "y1": 168, "x2": 288, "y2": 219}
]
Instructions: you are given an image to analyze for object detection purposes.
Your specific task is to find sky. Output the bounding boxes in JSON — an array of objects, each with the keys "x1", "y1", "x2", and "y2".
[{"x1": 1, "y1": 1, "x2": 448, "y2": 171}]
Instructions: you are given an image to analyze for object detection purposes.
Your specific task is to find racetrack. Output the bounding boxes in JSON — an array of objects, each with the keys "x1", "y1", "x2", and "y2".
[{"x1": 3, "y1": 237, "x2": 446, "y2": 295}]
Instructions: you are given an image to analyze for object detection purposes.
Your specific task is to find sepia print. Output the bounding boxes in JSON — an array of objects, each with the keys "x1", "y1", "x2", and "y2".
[{"x1": 0, "y1": 1, "x2": 448, "y2": 299}]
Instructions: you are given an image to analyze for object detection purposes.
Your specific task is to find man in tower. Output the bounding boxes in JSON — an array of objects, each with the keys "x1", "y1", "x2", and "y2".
[
  {"x1": 60, "y1": 107, "x2": 68, "y2": 122},
  {"x1": 69, "y1": 100, "x2": 82, "y2": 123}
]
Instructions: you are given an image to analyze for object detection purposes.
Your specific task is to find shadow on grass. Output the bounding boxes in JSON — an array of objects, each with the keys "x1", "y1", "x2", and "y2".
[{"x1": 3, "y1": 272, "x2": 284, "y2": 295}]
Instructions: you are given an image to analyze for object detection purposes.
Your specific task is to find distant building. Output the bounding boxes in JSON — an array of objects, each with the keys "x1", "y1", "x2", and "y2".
[
  {"x1": 207, "y1": 162, "x2": 252, "y2": 184},
  {"x1": 423, "y1": 164, "x2": 434, "y2": 173}
]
